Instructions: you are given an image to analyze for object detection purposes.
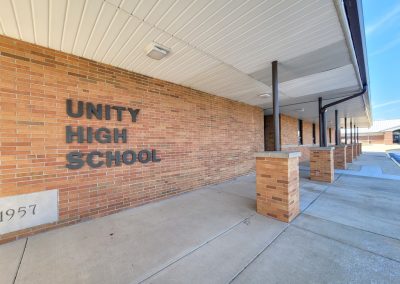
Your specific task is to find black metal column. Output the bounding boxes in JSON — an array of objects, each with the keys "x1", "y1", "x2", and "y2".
[
  {"x1": 354, "y1": 124, "x2": 356, "y2": 143},
  {"x1": 335, "y1": 110, "x2": 339, "y2": 145},
  {"x1": 322, "y1": 110, "x2": 327, "y2": 147},
  {"x1": 357, "y1": 126, "x2": 359, "y2": 143},
  {"x1": 272, "y1": 61, "x2": 280, "y2": 151},
  {"x1": 344, "y1": 117, "x2": 347, "y2": 144},
  {"x1": 350, "y1": 119, "x2": 353, "y2": 144},
  {"x1": 319, "y1": 97, "x2": 323, "y2": 146}
]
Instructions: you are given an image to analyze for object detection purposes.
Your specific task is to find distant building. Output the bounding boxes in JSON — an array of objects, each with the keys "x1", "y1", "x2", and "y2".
[{"x1": 358, "y1": 119, "x2": 400, "y2": 144}]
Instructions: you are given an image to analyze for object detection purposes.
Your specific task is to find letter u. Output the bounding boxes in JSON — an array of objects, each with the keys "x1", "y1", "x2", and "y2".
[{"x1": 66, "y1": 99, "x2": 84, "y2": 118}]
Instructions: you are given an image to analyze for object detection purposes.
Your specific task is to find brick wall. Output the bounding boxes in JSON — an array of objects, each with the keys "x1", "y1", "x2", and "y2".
[
  {"x1": 0, "y1": 35, "x2": 264, "y2": 243},
  {"x1": 264, "y1": 115, "x2": 275, "y2": 151},
  {"x1": 255, "y1": 153, "x2": 300, "y2": 223},
  {"x1": 384, "y1": 131, "x2": 393, "y2": 145},
  {"x1": 310, "y1": 147, "x2": 334, "y2": 183},
  {"x1": 264, "y1": 114, "x2": 319, "y2": 162},
  {"x1": 359, "y1": 134, "x2": 384, "y2": 144}
]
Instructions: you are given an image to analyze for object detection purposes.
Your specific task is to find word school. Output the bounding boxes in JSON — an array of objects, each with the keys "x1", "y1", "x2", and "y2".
[{"x1": 65, "y1": 99, "x2": 161, "y2": 169}]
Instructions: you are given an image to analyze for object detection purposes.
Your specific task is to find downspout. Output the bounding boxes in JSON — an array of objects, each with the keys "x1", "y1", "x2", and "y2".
[
  {"x1": 334, "y1": 0, "x2": 371, "y2": 124},
  {"x1": 321, "y1": 84, "x2": 367, "y2": 112},
  {"x1": 334, "y1": 0, "x2": 363, "y2": 89},
  {"x1": 319, "y1": 84, "x2": 367, "y2": 147}
]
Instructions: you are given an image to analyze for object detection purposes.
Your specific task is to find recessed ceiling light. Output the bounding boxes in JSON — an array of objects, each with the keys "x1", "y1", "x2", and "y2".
[
  {"x1": 145, "y1": 42, "x2": 171, "y2": 60},
  {"x1": 259, "y1": 93, "x2": 270, "y2": 97}
]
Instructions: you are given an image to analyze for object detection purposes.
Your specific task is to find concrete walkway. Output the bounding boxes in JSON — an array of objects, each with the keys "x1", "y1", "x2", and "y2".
[
  {"x1": 2, "y1": 155, "x2": 400, "y2": 283},
  {"x1": 301, "y1": 151, "x2": 400, "y2": 180}
]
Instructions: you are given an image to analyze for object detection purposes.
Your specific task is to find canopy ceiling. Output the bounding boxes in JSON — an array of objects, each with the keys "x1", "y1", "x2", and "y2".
[{"x1": 0, "y1": 0, "x2": 371, "y2": 127}]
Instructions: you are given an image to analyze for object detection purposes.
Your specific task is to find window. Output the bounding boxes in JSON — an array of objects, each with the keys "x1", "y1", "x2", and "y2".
[
  {"x1": 298, "y1": 119, "x2": 303, "y2": 145},
  {"x1": 312, "y1": 123, "x2": 316, "y2": 144},
  {"x1": 329, "y1": 128, "x2": 332, "y2": 144}
]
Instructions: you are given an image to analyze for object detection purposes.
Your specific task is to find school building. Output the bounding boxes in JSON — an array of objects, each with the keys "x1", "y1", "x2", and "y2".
[{"x1": 0, "y1": 0, "x2": 370, "y2": 243}]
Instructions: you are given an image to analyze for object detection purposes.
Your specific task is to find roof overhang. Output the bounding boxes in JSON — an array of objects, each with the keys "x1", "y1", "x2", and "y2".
[{"x1": 0, "y1": 0, "x2": 371, "y2": 127}]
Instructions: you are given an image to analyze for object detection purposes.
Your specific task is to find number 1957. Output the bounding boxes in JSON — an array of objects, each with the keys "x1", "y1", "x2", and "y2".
[{"x1": 0, "y1": 204, "x2": 37, "y2": 222}]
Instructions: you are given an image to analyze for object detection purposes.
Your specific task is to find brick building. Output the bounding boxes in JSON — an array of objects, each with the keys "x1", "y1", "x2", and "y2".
[
  {"x1": 0, "y1": 0, "x2": 370, "y2": 243},
  {"x1": 357, "y1": 119, "x2": 400, "y2": 144}
]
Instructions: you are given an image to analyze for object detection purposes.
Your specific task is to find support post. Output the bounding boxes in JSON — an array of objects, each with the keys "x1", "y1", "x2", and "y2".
[
  {"x1": 350, "y1": 119, "x2": 353, "y2": 144},
  {"x1": 344, "y1": 117, "x2": 348, "y2": 144},
  {"x1": 335, "y1": 110, "x2": 339, "y2": 145},
  {"x1": 255, "y1": 151, "x2": 301, "y2": 222},
  {"x1": 272, "y1": 61, "x2": 280, "y2": 151},
  {"x1": 319, "y1": 97, "x2": 322, "y2": 146},
  {"x1": 310, "y1": 147, "x2": 335, "y2": 183},
  {"x1": 357, "y1": 127, "x2": 359, "y2": 143},
  {"x1": 354, "y1": 124, "x2": 356, "y2": 143},
  {"x1": 319, "y1": 97, "x2": 327, "y2": 147}
]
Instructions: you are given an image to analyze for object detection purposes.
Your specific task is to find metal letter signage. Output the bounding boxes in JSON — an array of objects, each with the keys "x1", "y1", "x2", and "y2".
[
  {"x1": 65, "y1": 99, "x2": 161, "y2": 169},
  {"x1": 0, "y1": 190, "x2": 58, "y2": 235}
]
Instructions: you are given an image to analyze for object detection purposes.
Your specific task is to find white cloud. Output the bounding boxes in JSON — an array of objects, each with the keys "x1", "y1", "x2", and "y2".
[
  {"x1": 366, "y1": 3, "x2": 400, "y2": 35},
  {"x1": 373, "y1": 99, "x2": 400, "y2": 109},
  {"x1": 370, "y1": 35, "x2": 400, "y2": 56}
]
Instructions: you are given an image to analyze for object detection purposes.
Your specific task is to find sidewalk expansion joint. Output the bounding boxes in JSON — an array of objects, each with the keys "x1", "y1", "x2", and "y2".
[
  {"x1": 13, "y1": 238, "x2": 28, "y2": 284},
  {"x1": 228, "y1": 224, "x2": 290, "y2": 284},
  {"x1": 137, "y1": 215, "x2": 254, "y2": 283},
  {"x1": 291, "y1": 223, "x2": 400, "y2": 264},
  {"x1": 302, "y1": 213, "x2": 400, "y2": 242}
]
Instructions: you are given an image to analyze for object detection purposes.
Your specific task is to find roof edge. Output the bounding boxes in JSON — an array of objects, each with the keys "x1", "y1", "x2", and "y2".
[{"x1": 343, "y1": 0, "x2": 372, "y2": 125}]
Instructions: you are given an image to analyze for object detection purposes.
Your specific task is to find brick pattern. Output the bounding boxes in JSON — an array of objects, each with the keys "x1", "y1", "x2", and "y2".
[
  {"x1": 256, "y1": 156, "x2": 300, "y2": 222},
  {"x1": 264, "y1": 114, "x2": 319, "y2": 162},
  {"x1": 345, "y1": 144, "x2": 353, "y2": 163},
  {"x1": 264, "y1": 115, "x2": 275, "y2": 151},
  {"x1": 310, "y1": 147, "x2": 334, "y2": 183},
  {"x1": 359, "y1": 135, "x2": 384, "y2": 144},
  {"x1": 280, "y1": 115, "x2": 299, "y2": 146},
  {"x1": 0, "y1": 35, "x2": 264, "y2": 243},
  {"x1": 384, "y1": 131, "x2": 393, "y2": 145},
  {"x1": 353, "y1": 143, "x2": 358, "y2": 161},
  {"x1": 282, "y1": 146, "x2": 311, "y2": 161},
  {"x1": 334, "y1": 145, "x2": 347, "y2": 169}
]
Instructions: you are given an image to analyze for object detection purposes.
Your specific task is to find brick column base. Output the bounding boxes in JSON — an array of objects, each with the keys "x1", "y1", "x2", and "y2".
[
  {"x1": 334, "y1": 145, "x2": 347, "y2": 169},
  {"x1": 354, "y1": 143, "x2": 359, "y2": 158},
  {"x1": 310, "y1": 147, "x2": 335, "y2": 183},
  {"x1": 255, "y1": 151, "x2": 301, "y2": 223},
  {"x1": 346, "y1": 144, "x2": 353, "y2": 163}
]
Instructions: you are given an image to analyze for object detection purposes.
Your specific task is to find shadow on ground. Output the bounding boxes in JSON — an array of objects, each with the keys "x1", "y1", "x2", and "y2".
[{"x1": 2, "y1": 154, "x2": 400, "y2": 284}]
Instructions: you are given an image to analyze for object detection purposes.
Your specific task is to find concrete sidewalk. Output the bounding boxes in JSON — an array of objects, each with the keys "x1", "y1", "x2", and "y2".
[
  {"x1": 2, "y1": 158, "x2": 400, "y2": 283},
  {"x1": 301, "y1": 151, "x2": 400, "y2": 180}
]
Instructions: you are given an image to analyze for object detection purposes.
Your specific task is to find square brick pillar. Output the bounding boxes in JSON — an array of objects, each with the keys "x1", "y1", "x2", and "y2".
[
  {"x1": 310, "y1": 147, "x2": 335, "y2": 183},
  {"x1": 255, "y1": 151, "x2": 301, "y2": 223},
  {"x1": 346, "y1": 144, "x2": 353, "y2": 163},
  {"x1": 334, "y1": 145, "x2": 347, "y2": 169},
  {"x1": 353, "y1": 143, "x2": 358, "y2": 158}
]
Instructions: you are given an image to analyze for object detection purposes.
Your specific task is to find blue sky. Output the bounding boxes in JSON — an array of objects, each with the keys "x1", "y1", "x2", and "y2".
[{"x1": 363, "y1": 0, "x2": 400, "y2": 120}]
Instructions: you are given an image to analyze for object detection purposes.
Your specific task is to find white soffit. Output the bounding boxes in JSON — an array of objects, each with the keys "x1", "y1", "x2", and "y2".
[
  {"x1": 0, "y1": 0, "x2": 363, "y2": 119},
  {"x1": 280, "y1": 65, "x2": 359, "y2": 98}
]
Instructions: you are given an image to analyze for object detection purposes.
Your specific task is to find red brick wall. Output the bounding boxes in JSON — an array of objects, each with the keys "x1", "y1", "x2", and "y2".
[
  {"x1": 303, "y1": 122, "x2": 313, "y2": 145},
  {"x1": 264, "y1": 114, "x2": 320, "y2": 162},
  {"x1": 264, "y1": 115, "x2": 275, "y2": 151},
  {"x1": 280, "y1": 115, "x2": 299, "y2": 146},
  {"x1": 384, "y1": 131, "x2": 393, "y2": 145},
  {"x1": 0, "y1": 35, "x2": 264, "y2": 243},
  {"x1": 359, "y1": 134, "x2": 384, "y2": 144}
]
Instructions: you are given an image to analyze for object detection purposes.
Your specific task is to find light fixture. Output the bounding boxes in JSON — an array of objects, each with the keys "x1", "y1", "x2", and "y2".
[
  {"x1": 145, "y1": 42, "x2": 171, "y2": 60},
  {"x1": 295, "y1": 108, "x2": 304, "y2": 112},
  {"x1": 259, "y1": 93, "x2": 270, "y2": 97}
]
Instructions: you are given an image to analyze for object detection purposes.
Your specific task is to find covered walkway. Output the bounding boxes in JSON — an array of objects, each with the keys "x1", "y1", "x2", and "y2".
[
  {"x1": 301, "y1": 150, "x2": 400, "y2": 180},
  {"x1": 2, "y1": 154, "x2": 400, "y2": 284}
]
